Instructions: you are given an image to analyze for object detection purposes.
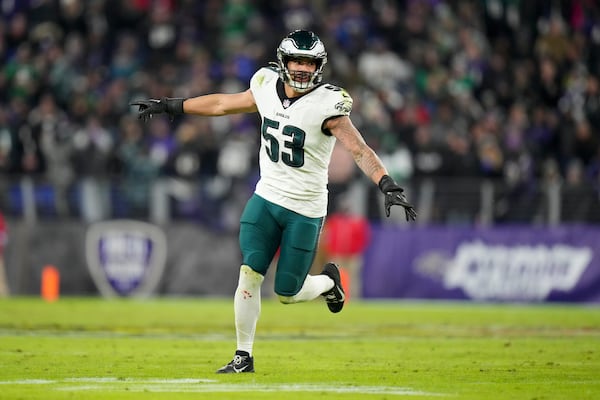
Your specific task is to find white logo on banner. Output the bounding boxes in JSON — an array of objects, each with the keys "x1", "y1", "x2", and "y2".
[
  {"x1": 442, "y1": 241, "x2": 592, "y2": 301},
  {"x1": 86, "y1": 220, "x2": 167, "y2": 298}
]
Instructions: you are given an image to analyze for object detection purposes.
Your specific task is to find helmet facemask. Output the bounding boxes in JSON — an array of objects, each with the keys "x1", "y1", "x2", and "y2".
[{"x1": 276, "y1": 30, "x2": 327, "y2": 93}]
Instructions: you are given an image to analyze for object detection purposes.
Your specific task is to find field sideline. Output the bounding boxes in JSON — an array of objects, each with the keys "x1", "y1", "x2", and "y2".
[{"x1": 0, "y1": 297, "x2": 599, "y2": 399}]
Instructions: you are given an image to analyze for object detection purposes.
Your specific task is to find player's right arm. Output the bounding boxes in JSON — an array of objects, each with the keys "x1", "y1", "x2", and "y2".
[
  {"x1": 130, "y1": 89, "x2": 257, "y2": 121},
  {"x1": 184, "y1": 90, "x2": 258, "y2": 116}
]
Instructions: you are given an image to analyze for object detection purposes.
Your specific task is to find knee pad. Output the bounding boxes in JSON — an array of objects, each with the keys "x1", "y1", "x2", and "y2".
[
  {"x1": 277, "y1": 295, "x2": 295, "y2": 304},
  {"x1": 274, "y1": 270, "x2": 303, "y2": 297}
]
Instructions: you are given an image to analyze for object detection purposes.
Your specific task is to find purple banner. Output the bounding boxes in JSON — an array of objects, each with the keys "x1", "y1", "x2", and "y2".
[{"x1": 362, "y1": 225, "x2": 600, "y2": 302}]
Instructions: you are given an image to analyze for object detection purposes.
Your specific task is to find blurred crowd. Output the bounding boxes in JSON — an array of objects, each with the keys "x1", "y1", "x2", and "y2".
[{"x1": 1, "y1": 0, "x2": 600, "y2": 223}]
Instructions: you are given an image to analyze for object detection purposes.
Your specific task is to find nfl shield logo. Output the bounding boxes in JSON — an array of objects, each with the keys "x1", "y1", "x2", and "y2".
[{"x1": 86, "y1": 220, "x2": 167, "y2": 297}]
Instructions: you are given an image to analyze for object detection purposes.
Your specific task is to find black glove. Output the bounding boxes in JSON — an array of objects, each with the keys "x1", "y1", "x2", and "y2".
[
  {"x1": 130, "y1": 97, "x2": 185, "y2": 123},
  {"x1": 378, "y1": 175, "x2": 417, "y2": 221}
]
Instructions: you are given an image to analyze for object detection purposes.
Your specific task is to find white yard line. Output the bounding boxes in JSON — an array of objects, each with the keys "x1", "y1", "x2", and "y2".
[{"x1": 0, "y1": 377, "x2": 445, "y2": 396}]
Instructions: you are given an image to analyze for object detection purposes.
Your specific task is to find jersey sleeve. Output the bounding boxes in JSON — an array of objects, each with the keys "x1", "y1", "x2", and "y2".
[
  {"x1": 319, "y1": 84, "x2": 353, "y2": 118},
  {"x1": 250, "y1": 67, "x2": 278, "y2": 96}
]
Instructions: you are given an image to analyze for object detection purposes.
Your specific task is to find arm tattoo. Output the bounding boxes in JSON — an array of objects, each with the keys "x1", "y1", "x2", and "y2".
[
  {"x1": 354, "y1": 146, "x2": 386, "y2": 183},
  {"x1": 331, "y1": 117, "x2": 387, "y2": 184}
]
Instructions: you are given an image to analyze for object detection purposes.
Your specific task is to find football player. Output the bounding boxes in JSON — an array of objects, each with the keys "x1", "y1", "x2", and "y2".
[{"x1": 132, "y1": 29, "x2": 416, "y2": 373}]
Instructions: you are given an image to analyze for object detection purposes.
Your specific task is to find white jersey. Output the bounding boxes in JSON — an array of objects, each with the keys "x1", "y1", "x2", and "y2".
[{"x1": 249, "y1": 67, "x2": 353, "y2": 218}]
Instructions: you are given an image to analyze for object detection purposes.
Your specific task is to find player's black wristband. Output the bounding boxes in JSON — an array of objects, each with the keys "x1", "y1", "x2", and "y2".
[
  {"x1": 164, "y1": 97, "x2": 185, "y2": 115},
  {"x1": 378, "y1": 174, "x2": 399, "y2": 193}
]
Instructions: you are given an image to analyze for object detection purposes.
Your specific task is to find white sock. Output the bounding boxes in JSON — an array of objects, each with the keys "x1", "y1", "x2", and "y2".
[
  {"x1": 234, "y1": 265, "x2": 264, "y2": 356},
  {"x1": 279, "y1": 274, "x2": 333, "y2": 304}
]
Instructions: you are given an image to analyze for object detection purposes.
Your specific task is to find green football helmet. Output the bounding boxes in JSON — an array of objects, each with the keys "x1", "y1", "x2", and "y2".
[{"x1": 276, "y1": 30, "x2": 328, "y2": 93}]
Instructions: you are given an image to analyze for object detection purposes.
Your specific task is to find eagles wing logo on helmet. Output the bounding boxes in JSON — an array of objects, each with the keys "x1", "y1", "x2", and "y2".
[{"x1": 277, "y1": 30, "x2": 328, "y2": 93}]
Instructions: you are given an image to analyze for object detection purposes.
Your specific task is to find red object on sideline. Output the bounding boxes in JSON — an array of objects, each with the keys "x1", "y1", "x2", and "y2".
[
  {"x1": 323, "y1": 213, "x2": 371, "y2": 256},
  {"x1": 339, "y1": 266, "x2": 351, "y2": 301},
  {"x1": 41, "y1": 265, "x2": 60, "y2": 302}
]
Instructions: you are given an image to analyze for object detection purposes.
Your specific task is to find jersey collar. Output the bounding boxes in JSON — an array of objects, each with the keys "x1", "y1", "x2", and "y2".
[
  {"x1": 276, "y1": 79, "x2": 323, "y2": 109},
  {"x1": 277, "y1": 79, "x2": 304, "y2": 109}
]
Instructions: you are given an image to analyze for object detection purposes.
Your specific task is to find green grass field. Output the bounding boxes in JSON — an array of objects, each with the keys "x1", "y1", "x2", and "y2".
[{"x1": 0, "y1": 297, "x2": 599, "y2": 400}]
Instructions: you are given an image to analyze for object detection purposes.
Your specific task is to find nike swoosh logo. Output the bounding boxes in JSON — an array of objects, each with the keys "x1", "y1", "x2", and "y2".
[
  {"x1": 325, "y1": 286, "x2": 345, "y2": 303},
  {"x1": 233, "y1": 364, "x2": 250, "y2": 373}
]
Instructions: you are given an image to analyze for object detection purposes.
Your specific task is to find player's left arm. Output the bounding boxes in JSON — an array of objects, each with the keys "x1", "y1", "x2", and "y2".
[
  {"x1": 326, "y1": 115, "x2": 387, "y2": 185},
  {"x1": 326, "y1": 116, "x2": 417, "y2": 220}
]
